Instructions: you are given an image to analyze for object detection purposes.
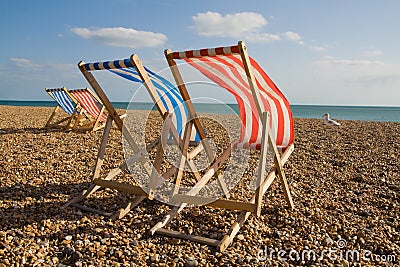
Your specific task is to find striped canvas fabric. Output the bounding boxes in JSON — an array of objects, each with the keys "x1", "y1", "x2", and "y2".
[
  {"x1": 69, "y1": 89, "x2": 108, "y2": 122},
  {"x1": 47, "y1": 89, "x2": 76, "y2": 115},
  {"x1": 171, "y1": 46, "x2": 294, "y2": 150},
  {"x1": 83, "y1": 59, "x2": 200, "y2": 142}
]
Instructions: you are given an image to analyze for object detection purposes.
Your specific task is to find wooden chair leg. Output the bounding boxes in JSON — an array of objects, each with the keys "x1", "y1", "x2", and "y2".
[
  {"x1": 65, "y1": 107, "x2": 79, "y2": 130},
  {"x1": 45, "y1": 105, "x2": 60, "y2": 127},
  {"x1": 147, "y1": 141, "x2": 165, "y2": 200},
  {"x1": 255, "y1": 112, "x2": 270, "y2": 216},
  {"x1": 92, "y1": 106, "x2": 106, "y2": 131},
  {"x1": 219, "y1": 210, "x2": 252, "y2": 251},
  {"x1": 110, "y1": 195, "x2": 147, "y2": 220},
  {"x1": 63, "y1": 116, "x2": 113, "y2": 207},
  {"x1": 274, "y1": 155, "x2": 294, "y2": 209},
  {"x1": 172, "y1": 120, "x2": 193, "y2": 196},
  {"x1": 268, "y1": 133, "x2": 295, "y2": 209},
  {"x1": 72, "y1": 113, "x2": 84, "y2": 130},
  {"x1": 164, "y1": 114, "x2": 202, "y2": 182}
]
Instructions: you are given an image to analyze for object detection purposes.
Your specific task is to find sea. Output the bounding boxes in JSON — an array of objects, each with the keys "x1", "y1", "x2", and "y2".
[{"x1": 0, "y1": 100, "x2": 399, "y2": 122}]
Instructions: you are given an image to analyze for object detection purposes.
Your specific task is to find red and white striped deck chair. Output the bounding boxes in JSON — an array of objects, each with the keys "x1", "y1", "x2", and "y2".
[
  {"x1": 68, "y1": 88, "x2": 108, "y2": 131},
  {"x1": 150, "y1": 41, "x2": 295, "y2": 251}
]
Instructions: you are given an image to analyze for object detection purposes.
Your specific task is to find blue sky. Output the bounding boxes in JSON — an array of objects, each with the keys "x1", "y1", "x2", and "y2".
[{"x1": 1, "y1": 0, "x2": 399, "y2": 106}]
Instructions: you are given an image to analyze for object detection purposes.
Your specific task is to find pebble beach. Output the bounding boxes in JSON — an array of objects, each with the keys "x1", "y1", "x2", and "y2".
[{"x1": 0, "y1": 105, "x2": 399, "y2": 266}]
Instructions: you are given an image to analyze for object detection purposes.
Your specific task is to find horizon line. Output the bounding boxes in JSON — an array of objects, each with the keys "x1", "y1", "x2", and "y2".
[{"x1": 0, "y1": 99, "x2": 400, "y2": 108}]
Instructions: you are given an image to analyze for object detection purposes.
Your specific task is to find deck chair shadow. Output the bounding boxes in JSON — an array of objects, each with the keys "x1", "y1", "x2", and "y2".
[
  {"x1": 63, "y1": 54, "x2": 208, "y2": 220},
  {"x1": 148, "y1": 41, "x2": 295, "y2": 251},
  {"x1": 45, "y1": 87, "x2": 80, "y2": 129}
]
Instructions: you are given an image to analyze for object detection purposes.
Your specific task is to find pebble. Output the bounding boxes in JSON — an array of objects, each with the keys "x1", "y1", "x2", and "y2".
[
  {"x1": 185, "y1": 257, "x2": 198, "y2": 267},
  {"x1": 236, "y1": 234, "x2": 245, "y2": 241},
  {"x1": 150, "y1": 254, "x2": 160, "y2": 263},
  {"x1": 0, "y1": 107, "x2": 399, "y2": 266},
  {"x1": 324, "y1": 236, "x2": 334, "y2": 246},
  {"x1": 341, "y1": 259, "x2": 349, "y2": 267}
]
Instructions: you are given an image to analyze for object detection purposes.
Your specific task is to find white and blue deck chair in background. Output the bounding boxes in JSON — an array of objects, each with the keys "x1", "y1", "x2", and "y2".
[
  {"x1": 64, "y1": 54, "x2": 207, "y2": 220},
  {"x1": 45, "y1": 87, "x2": 79, "y2": 129}
]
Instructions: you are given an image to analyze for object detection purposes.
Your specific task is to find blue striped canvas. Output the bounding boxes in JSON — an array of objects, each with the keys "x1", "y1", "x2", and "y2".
[
  {"x1": 50, "y1": 90, "x2": 75, "y2": 114},
  {"x1": 83, "y1": 60, "x2": 200, "y2": 142},
  {"x1": 84, "y1": 58, "x2": 134, "y2": 71}
]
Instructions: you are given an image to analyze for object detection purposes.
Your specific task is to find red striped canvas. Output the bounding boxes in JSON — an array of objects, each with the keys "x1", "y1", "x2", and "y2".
[
  {"x1": 69, "y1": 90, "x2": 108, "y2": 122},
  {"x1": 171, "y1": 47, "x2": 294, "y2": 150}
]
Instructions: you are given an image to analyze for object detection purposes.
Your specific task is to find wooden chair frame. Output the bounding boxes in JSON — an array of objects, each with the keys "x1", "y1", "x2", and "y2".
[
  {"x1": 63, "y1": 54, "x2": 207, "y2": 220},
  {"x1": 45, "y1": 87, "x2": 81, "y2": 129},
  {"x1": 148, "y1": 41, "x2": 295, "y2": 251}
]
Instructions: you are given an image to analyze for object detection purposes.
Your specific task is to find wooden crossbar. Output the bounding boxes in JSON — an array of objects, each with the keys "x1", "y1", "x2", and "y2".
[
  {"x1": 93, "y1": 179, "x2": 148, "y2": 196},
  {"x1": 172, "y1": 194, "x2": 256, "y2": 212}
]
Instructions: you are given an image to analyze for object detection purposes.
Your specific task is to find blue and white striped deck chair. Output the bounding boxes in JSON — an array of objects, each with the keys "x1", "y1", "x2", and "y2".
[
  {"x1": 85, "y1": 59, "x2": 200, "y2": 143},
  {"x1": 64, "y1": 54, "x2": 204, "y2": 220},
  {"x1": 45, "y1": 87, "x2": 79, "y2": 129}
]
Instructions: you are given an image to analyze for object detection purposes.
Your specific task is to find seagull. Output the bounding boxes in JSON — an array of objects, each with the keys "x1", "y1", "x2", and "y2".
[{"x1": 323, "y1": 113, "x2": 340, "y2": 126}]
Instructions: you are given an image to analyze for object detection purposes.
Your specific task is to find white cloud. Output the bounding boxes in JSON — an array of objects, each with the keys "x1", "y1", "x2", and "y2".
[
  {"x1": 191, "y1": 11, "x2": 323, "y2": 49},
  {"x1": 191, "y1": 11, "x2": 306, "y2": 45},
  {"x1": 313, "y1": 56, "x2": 395, "y2": 88},
  {"x1": 192, "y1": 11, "x2": 267, "y2": 38},
  {"x1": 363, "y1": 49, "x2": 383, "y2": 57},
  {"x1": 303, "y1": 56, "x2": 400, "y2": 105},
  {"x1": 10, "y1": 58, "x2": 38, "y2": 68},
  {"x1": 308, "y1": 46, "x2": 327, "y2": 52},
  {"x1": 71, "y1": 27, "x2": 167, "y2": 48},
  {"x1": 316, "y1": 57, "x2": 384, "y2": 66},
  {"x1": 283, "y1": 31, "x2": 301, "y2": 41},
  {"x1": 9, "y1": 57, "x2": 77, "y2": 70},
  {"x1": 283, "y1": 31, "x2": 305, "y2": 45},
  {"x1": 8, "y1": 57, "x2": 78, "y2": 81},
  {"x1": 246, "y1": 33, "x2": 281, "y2": 42},
  {"x1": 1, "y1": 58, "x2": 83, "y2": 100}
]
